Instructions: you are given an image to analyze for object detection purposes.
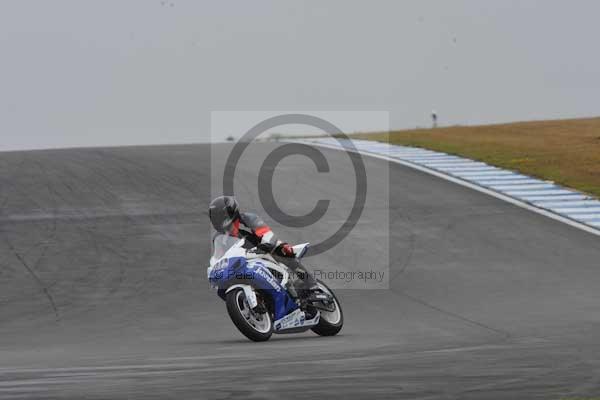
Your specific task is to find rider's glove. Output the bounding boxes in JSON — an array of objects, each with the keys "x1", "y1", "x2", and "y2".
[{"x1": 274, "y1": 243, "x2": 295, "y2": 257}]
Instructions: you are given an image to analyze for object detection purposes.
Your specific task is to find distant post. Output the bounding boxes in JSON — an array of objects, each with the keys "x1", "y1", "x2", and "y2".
[{"x1": 431, "y1": 110, "x2": 438, "y2": 128}]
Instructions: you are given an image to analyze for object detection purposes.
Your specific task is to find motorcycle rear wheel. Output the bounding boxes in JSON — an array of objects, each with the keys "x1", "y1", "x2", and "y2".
[{"x1": 311, "y1": 280, "x2": 343, "y2": 336}]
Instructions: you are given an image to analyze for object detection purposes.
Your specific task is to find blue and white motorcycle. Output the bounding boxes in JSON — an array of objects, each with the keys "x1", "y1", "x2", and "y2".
[{"x1": 208, "y1": 234, "x2": 343, "y2": 342}]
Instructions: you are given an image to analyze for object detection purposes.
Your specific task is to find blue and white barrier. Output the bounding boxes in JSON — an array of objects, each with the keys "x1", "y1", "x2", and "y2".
[{"x1": 295, "y1": 138, "x2": 600, "y2": 236}]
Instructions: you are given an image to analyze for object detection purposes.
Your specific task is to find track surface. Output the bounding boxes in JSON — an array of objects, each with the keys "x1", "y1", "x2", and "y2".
[{"x1": 1, "y1": 143, "x2": 600, "y2": 399}]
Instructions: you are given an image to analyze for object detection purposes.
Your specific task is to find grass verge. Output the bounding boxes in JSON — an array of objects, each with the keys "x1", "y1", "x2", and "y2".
[{"x1": 352, "y1": 117, "x2": 600, "y2": 198}]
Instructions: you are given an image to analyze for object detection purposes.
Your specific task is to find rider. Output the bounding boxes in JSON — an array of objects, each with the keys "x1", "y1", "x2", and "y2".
[{"x1": 208, "y1": 195, "x2": 318, "y2": 301}]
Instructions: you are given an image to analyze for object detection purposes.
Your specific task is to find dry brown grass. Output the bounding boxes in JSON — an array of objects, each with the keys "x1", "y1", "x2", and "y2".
[{"x1": 353, "y1": 117, "x2": 600, "y2": 198}]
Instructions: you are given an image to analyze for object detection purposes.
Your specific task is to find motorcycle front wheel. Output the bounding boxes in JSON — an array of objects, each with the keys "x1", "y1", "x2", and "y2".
[{"x1": 226, "y1": 288, "x2": 273, "y2": 342}]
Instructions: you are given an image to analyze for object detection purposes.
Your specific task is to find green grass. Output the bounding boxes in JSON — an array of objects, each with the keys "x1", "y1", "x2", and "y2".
[{"x1": 351, "y1": 117, "x2": 600, "y2": 198}]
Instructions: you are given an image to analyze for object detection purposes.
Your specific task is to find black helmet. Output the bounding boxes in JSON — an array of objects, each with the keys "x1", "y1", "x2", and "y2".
[{"x1": 209, "y1": 196, "x2": 240, "y2": 233}]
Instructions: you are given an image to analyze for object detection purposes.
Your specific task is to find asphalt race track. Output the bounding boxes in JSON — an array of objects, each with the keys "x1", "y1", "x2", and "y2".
[{"x1": 1, "y1": 143, "x2": 600, "y2": 399}]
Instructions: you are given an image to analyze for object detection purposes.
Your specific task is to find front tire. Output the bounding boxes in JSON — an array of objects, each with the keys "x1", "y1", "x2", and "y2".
[
  {"x1": 226, "y1": 288, "x2": 273, "y2": 342},
  {"x1": 311, "y1": 280, "x2": 343, "y2": 336}
]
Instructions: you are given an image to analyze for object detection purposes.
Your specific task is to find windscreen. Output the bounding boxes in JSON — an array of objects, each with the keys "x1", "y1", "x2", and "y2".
[{"x1": 211, "y1": 234, "x2": 241, "y2": 261}]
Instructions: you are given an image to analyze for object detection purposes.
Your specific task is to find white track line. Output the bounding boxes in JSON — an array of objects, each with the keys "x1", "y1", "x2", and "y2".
[
  {"x1": 574, "y1": 214, "x2": 600, "y2": 221},
  {"x1": 453, "y1": 171, "x2": 514, "y2": 177},
  {"x1": 417, "y1": 162, "x2": 488, "y2": 168},
  {"x1": 291, "y1": 139, "x2": 600, "y2": 237},
  {"x1": 522, "y1": 195, "x2": 590, "y2": 202},
  {"x1": 506, "y1": 190, "x2": 575, "y2": 196},
  {"x1": 478, "y1": 179, "x2": 546, "y2": 186},
  {"x1": 489, "y1": 184, "x2": 557, "y2": 191},
  {"x1": 536, "y1": 201, "x2": 600, "y2": 208},
  {"x1": 550, "y1": 207, "x2": 600, "y2": 213},
  {"x1": 466, "y1": 175, "x2": 532, "y2": 181}
]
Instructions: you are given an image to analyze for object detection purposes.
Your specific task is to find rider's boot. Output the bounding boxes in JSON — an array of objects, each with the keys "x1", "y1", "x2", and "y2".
[
  {"x1": 279, "y1": 257, "x2": 333, "y2": 305},
  {"x1": 295, "y1": 279, "x2": 332, "y2": 306}
]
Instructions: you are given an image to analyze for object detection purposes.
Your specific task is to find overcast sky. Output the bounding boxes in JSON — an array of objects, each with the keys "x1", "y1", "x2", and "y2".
[{"x1": 1, "y1": 0, "x2": 599, "y2": 151}]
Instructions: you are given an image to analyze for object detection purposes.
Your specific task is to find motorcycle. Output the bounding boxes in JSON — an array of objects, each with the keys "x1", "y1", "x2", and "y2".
[{"x1": 207, "y1": 234, "x2": 343, "y2": 342}]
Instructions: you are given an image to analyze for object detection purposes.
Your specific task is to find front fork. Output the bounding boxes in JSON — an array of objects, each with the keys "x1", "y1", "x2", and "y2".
[{"x1": 225, "y1": 284, "x2": 258, "y2": 308}]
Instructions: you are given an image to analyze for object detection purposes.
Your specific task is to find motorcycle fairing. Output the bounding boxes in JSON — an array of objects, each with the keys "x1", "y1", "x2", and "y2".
[
  {"x1": 209, "y1": 255, "x2": 298, "y2": 320},
  {"x1": 273, "y1": 308, "x2": 320, "y2": 332}
]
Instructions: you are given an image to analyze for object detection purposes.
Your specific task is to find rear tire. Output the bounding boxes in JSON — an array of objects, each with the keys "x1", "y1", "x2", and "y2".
[
  {"x1": 311, "y1": 280, "x2": 343, "y2": 336},
  {"x1": 226, "y1": 288, "x2": 273, "y2": 342}
]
